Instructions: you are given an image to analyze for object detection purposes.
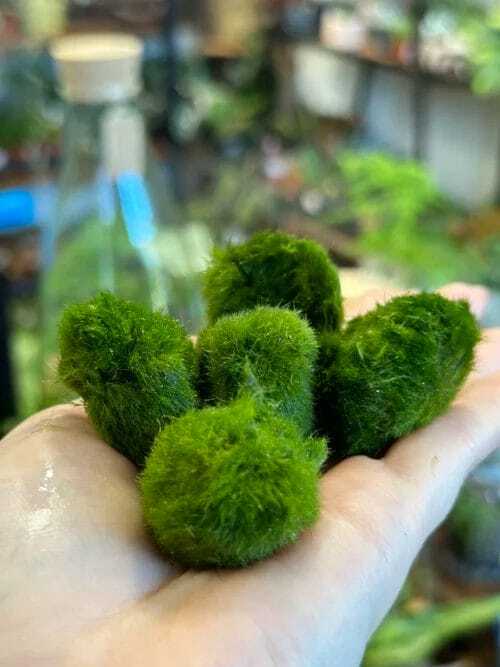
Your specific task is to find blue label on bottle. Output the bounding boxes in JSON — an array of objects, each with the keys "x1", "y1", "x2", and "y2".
[{"x1": 116, "y1": 172, "x2": 156, "y2": 248}]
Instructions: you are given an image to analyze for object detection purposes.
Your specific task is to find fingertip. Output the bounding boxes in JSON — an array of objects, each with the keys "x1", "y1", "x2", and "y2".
[
  {"x1": 1, "y1": 402, "x2": 91, "y2": 446},
  {"x1": 470, "y1": 328, "x2": 500, "y2": 380},
  {"x1": 344, "y1": 288, "x2": 410, "y2": 320},
  {"x1": 438, "y1": 283, "x2": 491, "y2": 320}
]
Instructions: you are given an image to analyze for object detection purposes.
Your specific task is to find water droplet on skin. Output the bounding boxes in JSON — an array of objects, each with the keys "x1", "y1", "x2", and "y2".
[
  {"x1": 38, "y1": 463, "x2": 56, "y2": 493},
  {"x1": 26, "y1": 508, "x2": 53, "y2": 534}
]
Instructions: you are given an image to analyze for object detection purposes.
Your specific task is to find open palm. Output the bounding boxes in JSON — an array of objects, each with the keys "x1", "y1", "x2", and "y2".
[{"x1": 1, "y1": 285, "x2": 499, "y2": 667}]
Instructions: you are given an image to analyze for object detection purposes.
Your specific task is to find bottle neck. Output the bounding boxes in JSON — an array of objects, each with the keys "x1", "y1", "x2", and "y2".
[
  {"x1": 62, "y1": 97, "x2": 138, "y2": 131},
  {"x1": 60, "y1": 96, "x2": 145, "y2": 184}
]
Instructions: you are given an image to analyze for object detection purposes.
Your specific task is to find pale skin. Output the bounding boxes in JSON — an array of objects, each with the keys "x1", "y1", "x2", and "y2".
[{"x1": 1, "y1": 284, "x2": 499, "y2": 667}]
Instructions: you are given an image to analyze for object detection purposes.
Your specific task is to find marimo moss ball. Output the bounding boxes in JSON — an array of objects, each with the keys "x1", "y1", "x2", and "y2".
[
  {"x1": 316, "y1": 293, "x2": 480, "y2": 460},
  {"x1": 203, "y1": 231, "x2": 343, "y2": 331},
  {"x1": 140, "y1": 395, "x2": 327, "y2": 568},
  {"x1": 58, "y1": 292, "x2": 197, "y2": 466},
  {"x1": 197, "y1": 306, "x2": 318, "y2": 434}
]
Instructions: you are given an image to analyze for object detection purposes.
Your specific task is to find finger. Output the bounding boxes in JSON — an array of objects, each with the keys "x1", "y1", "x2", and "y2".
[
  {"x1": 439, "y1": 282, "x2": 490, "y2": 320},
  {"x1": 1, "y1": 401, "x2": 93, "y2": 448},
  {"x1": 470, "y1": 328, "x2": 500, "y2": 380},
  {"x1": 344, "y1": 283, "x2": 491, "y2": 321},
  {"x1": 384, "y1": 371, "x2": 500, "y2": 537},
  {"x1": 344, "y1": 288, "x2": 408, "y2": 320}
]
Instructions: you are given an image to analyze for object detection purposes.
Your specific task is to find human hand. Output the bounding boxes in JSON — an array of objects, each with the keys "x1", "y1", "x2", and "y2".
[{"x1": 1, "y1": 284, "x2": 499, "y2": 667}]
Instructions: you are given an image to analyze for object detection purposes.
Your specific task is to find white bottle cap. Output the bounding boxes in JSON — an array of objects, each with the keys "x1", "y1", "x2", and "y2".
[{"x1": 50, "y1": 33, "x2": 143, "y2": 104}]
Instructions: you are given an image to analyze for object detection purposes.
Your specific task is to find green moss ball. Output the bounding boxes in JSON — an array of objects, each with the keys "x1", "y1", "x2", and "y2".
[
  {"x1": 197, "y1": 306, "x2": 318, "y2": 434},
  {"x1": 58, "y1": 292, "x2": 197, "y2": 466},
  {"x1": 140, "y1": 395, "x2": 327, "y2": 568},
  {"x1": 316, "y1": 293, "x2": 480, "y2": 460},
  {"x1": 203, "y1": 231, "x2": 343, "y2": 331}
]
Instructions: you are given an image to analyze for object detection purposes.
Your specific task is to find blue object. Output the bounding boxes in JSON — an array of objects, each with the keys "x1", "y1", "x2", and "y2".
[
  {"x1": 0, "y1": 184, "x2": 56, "y2": 234},
  {"x1": 0, "y1": 174, "x2": 161, "y2": 250},
  {"x1": 116, "y1": 172, "x2": 156, "y2": 248},
  {"x1": 0, "y1": 188, "x2": 36, "y2": 232}
]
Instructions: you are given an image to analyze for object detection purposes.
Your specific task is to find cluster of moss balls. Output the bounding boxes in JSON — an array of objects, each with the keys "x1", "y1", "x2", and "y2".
[{"x1": 58, "y1": 231, "x2": 480, "y2": 569}]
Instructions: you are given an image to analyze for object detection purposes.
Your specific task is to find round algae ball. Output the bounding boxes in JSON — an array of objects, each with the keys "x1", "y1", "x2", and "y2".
[
  {"x1": 58, "y1": 292, "x2": 197, "y2": 466},
  {"x1": 140, "y1": 395, "x2": 327, "y2": 568},
  {"x1": 316, "y1": 293, "x2": 480, "y2": 460},
  {"x1": 203, "y1": 230, "x2": 343, "y2": 331},
  {"x1": 197, "y1": 306, "x2": 318, "y2": 434}
]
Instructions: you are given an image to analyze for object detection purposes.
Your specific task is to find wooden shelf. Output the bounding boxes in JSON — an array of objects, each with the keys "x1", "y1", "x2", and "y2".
[
  {"x1": 201, "y1": 38, "x2": 249, "y2": 60},
  {"x1": 286, "y1": 38, "x2": 472, "y2": 90}
]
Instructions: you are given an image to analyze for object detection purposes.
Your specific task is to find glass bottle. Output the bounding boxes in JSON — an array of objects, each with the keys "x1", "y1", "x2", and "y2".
[{"x1": 40, "y1": 33, "x2": 206, "y2": 404}]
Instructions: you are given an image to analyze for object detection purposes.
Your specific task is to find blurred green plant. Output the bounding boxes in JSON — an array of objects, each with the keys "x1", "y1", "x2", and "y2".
[
  {"x1": 336, "y1": 151, "x2": 444, "y2": 224},
  {"x1": 183, "y1": 148, "x2": 500, "y2": 290},
  {"x1": 0, "y1": 107, "x2": 56, "y2": 151},
  {"x1": 175, "y1": 35, "x2": 277, "y2": 144},
  {"x1": 204, "y1": 85, "x2": 268, "y2": 140},
  {"x1": 0, "y1": 48, "x2": 59, "y2": 150},
  {"x1": 448, "y1": 481, "x2": 500, "y2": 577},
  {"x1": 12, "y1": 322, "x2": 40, "y2": 419},
  {"x1": 174, "y1": 32, "x2": 319, "y2": 146},
  {"x1": 335, "y1": 151, "x2": 488, "y2": 287},
  {"x1": 426, "y1": 0, "x2": 487, "y2": 21},
  {"x1": 464, "y1": 8, "x2": 500, "y2": 95},
  {"x1": 364, "y1": 594, "x2": 500, "y2": 666}
]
